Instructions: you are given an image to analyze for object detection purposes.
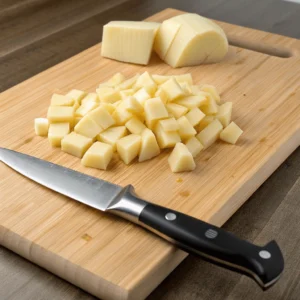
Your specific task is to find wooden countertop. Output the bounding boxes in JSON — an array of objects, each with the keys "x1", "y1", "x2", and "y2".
[{"x1": 0, "y1": 0, "x2": 299, "y2": 299}]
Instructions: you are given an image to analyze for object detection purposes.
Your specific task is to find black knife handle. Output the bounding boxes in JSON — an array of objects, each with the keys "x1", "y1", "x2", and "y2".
[{"x1": 139, "y1": 202, "x2": 284, "y2": 289}]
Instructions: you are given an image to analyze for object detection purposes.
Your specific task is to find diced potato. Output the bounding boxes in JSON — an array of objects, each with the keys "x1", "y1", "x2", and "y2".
[
  {"x1": 177, "y1": 116, "x2": 197, "y2": 140},
  {"x1": 152, "y1": 74, "x2": 171, "y2": 85},
  {"x1": 34, "y1": 118, "x2": 49, "y2": 136},
  {"x1": 175, "y1": 74, "x2": 193, "y2": 85},
  {"x1": 47, "y1": 106, "x2": 74, "y2": 123},
  {"x1": 75, "y1": 102, "x2": 98, "y2": 117},
  {"x1": 133, "y1": 88, "x2": 151, "y2": 106},
  {"x1": 179, "y1": 82, "x2": 192, "y2": 95},
  {"x1": 220, "y1": 122, "x2": 243, "y2": 144},
  {"x1": 143, "y1": 84, "x2": 157, "y2": 96},
  {"x1": 139, "y1": 128, "x2": 160, "y2": 162},
  {"x1": 195, "y1": 115, "x2": 215, "y2": 132},
  {"x1": 185, "y1": 107, "x2": 205, "y2": 126},
  {"x1": 96, "y1": 86, "x2": 115, "y2": 100},
  {"x1": 160, "y1": 78, "x2": 185, "y2": 101},
  {"x1": 97, "y1": 126, "x2": 127, "y2": 151},
  {"x1": 158, "y1": 118, "x2": 178, "y2": 132},
  {"x1": 99, "y1": 103, "x2": 115, "y2": 114},
  {"x1": 105, "y1": 73, "x2": 126, "y2": 87},
  {"x1": 74, "y1": 116, "x2": 102, "y2": 138},
  {"x1": 113, "y1": 100, "x2": 122, "y2": 108},
  {"x1": 200, "y1": 84, "x2": 221, "y2": 104},
  {"x1": 155, "y1": 124, "x2": 181, "y2": 148},
  {"x1": 175, "y1": 94, "x2": 207, "y2": 109},
  {"x1": 190, "y1": 85, "x2": 201, "y2": 95},
  {"x1": 134, "y1": 72, "x2": 156, "y2": 89},
  {"x1": 116, "y1": 134, "x2": 141, "y2": 164},
  {"x1": 123, "y1": 96, "x2": 143, "y2": 114},
  {"x1": 118, "y1": 74, "x2": 139, "y2": 90},
  {"x1": 81, "y1": 93, "x2": 99, "y2": 105},
  {"x1": 200, "y1": 92, "x2": 219, "y2": 115},
  {"x1": 120, "y1": 89, "x2": 135, "y2": 99},
  {"x1": 51, "y1": 94, "x2": 74, "y2": 106},
  {"x1": 144, "y1": 98, "x2": 168, "y2": 124},
  {"x1": 216, "y1": 102, "x2": 232, "y2": 127},
  {"x1": 74, "y1": 117, "x2": 82, "y2": 126},
  {"x1": 168, "y1": 143, "x2": 196, "y2": 172},
  {"x1": 196, "y1": 119, "x2": 223, "y2": 148},
  {"x1": 125, "y1": 117, "x2": 146, "y2": 134},
  {"x1": 112, "y1": 102, "x2": 133, "y2": 125},
  {"x1": 61, "y1": 132, "x2": 93, "y2": 158},
  {"x1": 166, "y1": 103, "x2": 188, "y2": 118},
  {"x1": 81, "y1": 142, "x2": 113, "y2": 170},
  {"x1": 65, "y1": 89, "x2": 86, "y2": 104},
  {"x1": 88, "y1": 106, "x2": 115, "y2": 130},
  {"x1": 155, "y1": 88, "x2": 169, "y2": 103},
  {"x1": 48, "y1": 123, "x2": 70, "y2": 147},
  {"x1": 101, "y1": 90, "x2": 121, "y2": 103},
  {"x1": 185, "y1": 136, "x2": 204, "y2": 157}
]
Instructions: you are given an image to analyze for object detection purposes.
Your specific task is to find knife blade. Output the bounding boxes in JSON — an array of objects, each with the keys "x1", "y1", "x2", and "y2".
[{"x1": 0, "y1": 147, "x2": 284, "y2": 289}]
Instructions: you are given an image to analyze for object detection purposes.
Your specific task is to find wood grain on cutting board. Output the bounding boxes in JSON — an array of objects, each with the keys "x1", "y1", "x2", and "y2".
[{"x1": 0, "y1": 8, "x2": 299, "y2": 300}]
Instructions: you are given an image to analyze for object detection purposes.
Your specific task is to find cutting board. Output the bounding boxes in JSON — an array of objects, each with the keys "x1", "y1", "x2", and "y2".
[{"x1": 0, "y1": 8, "x2": 299, "y2": 300}]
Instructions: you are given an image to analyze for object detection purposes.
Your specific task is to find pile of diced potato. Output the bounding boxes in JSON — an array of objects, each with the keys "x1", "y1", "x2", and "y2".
[{"x1": 34, "y1": 72, "x2": 243, "y2": 172}]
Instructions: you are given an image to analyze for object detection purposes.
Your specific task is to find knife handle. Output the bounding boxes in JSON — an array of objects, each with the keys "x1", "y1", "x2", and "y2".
[{"x1": 138, "y1": 202, "x2": 284, "y2": 290}]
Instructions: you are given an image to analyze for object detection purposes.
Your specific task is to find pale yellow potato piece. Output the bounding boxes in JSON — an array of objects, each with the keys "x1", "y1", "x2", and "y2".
[
  {"x1": 125, "y1": 117, "x2": 146, "y2": 134},
  {"x1": 34, "y1": 118, "x2": 49, "y2": 136},
  {"x1": 120, "y1": 89, "x2": 135, "y2": 99},
  {"x1": 97, "y1": 126, "x2": 127, "y2": 151},
  {"x1": 185, "y1": 136, "x2": 204, "y2": 157},
  {"x1": 101, "y1": 21, "x2": 160, "y2": 65},
  {"x1": 81, "y1": 142, "x2": 113, "y2": 170},
  {"x1": 118, "y1": 74, "x2": 139, "y2": 90},
  {"x1": 139, "y1": 128, "x2": 160, "y2": 162},
  {"x1": 99, "y1": 103, "x2": 115, "y2": 114},
  {"x1": 112, "y1": 102, "x2": 133, "y2": 125},
  {"x1": 74, "y1": 116, "x2": 102, "y2": 138},
  {"x1": 75, "y1": 102, "x2": 98, "y2": 117},
  {"x1": 179, "y1": 82, "x2": 192, "y2": 95},
  {"x1": 123, "y1": 96, "x2": 143, "y2": 114},
  {"x1": 175, "y1": 74, "x2": 193, "y2": 85},
  {"x1": 152, "y1": 74, "x2": 171, "y2": 85},
  {"x1": 160, "y1": 78, "x2": 185, "y2": 101},
  {"x1": 101, "y1": 90, "x2": 121, "y2": 104},
  {"x1": 96, "y1": 86, "x2": 115, "y2": 100},
  {"x1": 190, "y1": 85, "x2": 201, "y2": 95},
  {"x1": 47, "y1": 106, "x2": 74, "y2": 123},
  {"x1": 195, "y1": 116, "x2": 215, "y2": 132},
  {"x1": 48, "y1": 123, "x2": 70, "y2": 147},
  {"x1": 74, "y1": 117, "x2": 82, "y2": 126},
  {"x1": 201, "y1": 92, "x2": 219, "y2": 115},
  {"x1": 216, "y1": 102, "x2": 232, "y2": 127},
  {"x1": 177, "y1": 116, "x2": 197, "y2": 140},
  {"x1": 158, "y1": 118, "x2": 178, "y2": 132},
  {"x1": 200, "y1": 84, "x2": 221, "y2": 104},
  {"x1": 117, "y1": 134, "x2": 141, "y2": 164},
  {"x1": 88, "y1": 106, "x2": 115, "y2": 130},
  {"x1": 134, "y1": 72, "x2": 156, "y2": 89},
  {"x1": 65, "y1": 89, "x2": 87, "y2": 104},
  {"x1": 220, "y1": 122, "x2": 243, "y2": 144},
  {"x1": 133, "y1": 88, "x2": 151, "y2": 106},
  {"x1": 166, "y1": 103, "x2": 188, "y2": 118},
  {"x1": 168, "y1": 143, "x2": 196, "y2": 173},
  {"x1": 144, "y1": 97, "x2": 168, "y2": 124},
  {"x1": 155, "y1": 124, "x2": 181, "y2": 148},
  {"x1": 105, "y1": 73, "x2": 126, "y2": 87},
  {"x1": 51, "y1": 94, "x2": 74, "y2": 106},
  {"x1": 185, "y1": 107, "x2": 205, "y2": 126},
  {"x1": 155, "y1": 88, "x2": 169, "y2": 103},
  {"x1": 196, "y1": 119, "x2": 223, "y2": 148},
  {"x1": 113, "y1": 100, "x2": 122, "y2": 108},
  {"x1": 175, "y1": 94, "x2": 207, "y2": 109},
  {"x1": 81, "y1": 93, "x2": 99, "y2": 105},
  {"x1": 61, "y1": 132, "x2": 93, "y2": 158}
]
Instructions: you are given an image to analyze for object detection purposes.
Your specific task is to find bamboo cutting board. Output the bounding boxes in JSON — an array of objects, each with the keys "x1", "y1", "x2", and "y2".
[{"x1": 0, "y1": 8, "x2": 299, "y2": 300}]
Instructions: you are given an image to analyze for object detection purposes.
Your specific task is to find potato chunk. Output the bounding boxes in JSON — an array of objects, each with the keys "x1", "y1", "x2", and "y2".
[
  {"x1": 75, "y1": 102, "x2": 98, "y2": 117},
  {"x1": 74, "y1": 116, "x2": 102, "y2": 139},
  {"x1": 200, "y1": 84, "x2": 221, "y2": 104},
  {"x1": 185, "y1": 107, "x2": 205, "y2": 126},
  {"x1": 139, "y1": 128, "x2": 160, "y2": 162},
  {"x1": 48, "y1": 123, "x2": 70, "y2": 147},
  {"x1": 51, "y1": 94, "x2": 74, "y2": 106},
  {"x1": 97, "y1": 126, "x2": 127, "y2": 151},
  {"x1": 34, "y1": 118, "x2": 49, "y2": 136},
  {"x1": 133, "y1": 88, "x2": 151, "y2": 106},
  {"x1": 81, "y1": 93, "x2": 99, "y2": 105},
  {"x1": 166, "y1": 103, "x2": 188, "y2": 118},
  {"x1": 65, "y1": 89, "x2": 86, "y2": 104},
  {"x1": 185, "y1": 136, "x2": 204, "y2": 157},
  {"x1": 158, "y1": 118, "x2": 178, "y2": 132},
  {"x1": 47, "y1": 106, "x2": 74, "y2": 123},
  {"x1": 160, "y1": 78, "x2": 185, "y2": 101},
  {"x1": 117, "y1": 134, "x2": 141, "y2": 164},
  {"x1": 220, "y1": 122, "x2": 243, "y2": 144},
  {"x1": 81, "y1": 142, "x2": 113, "y2": 170},
  {"x1": 144, "y1": 97, "x2": 168, "y2": 123},
  {"x1": 168, "y1": 143, "x2": 196, "y2": 172},
  {"x1": 88, "y1": 106, "x2": 115, "y2": 130},
  {"x1": 175, "y1": 95, "x2": 207, "y2": 109},
  {"x1": 125, "y1": 117, "x2": 146, "y2": 134},
  {"x1": 196, "y1": 119, "x2": 223, "y2": 148},
  {"x1": 155, "y1": 124, "x2": 181, "y2": 148},
  {"x1": 216, "y1": 102, "x2": 232, "y2": 127},
  {"x1": 177, "y1": 116, "x2": 197, "y2": 140}
]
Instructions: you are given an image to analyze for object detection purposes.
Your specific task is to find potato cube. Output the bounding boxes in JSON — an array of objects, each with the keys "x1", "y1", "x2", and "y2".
[
  {"x1": 158, "y1": 118, "x2": 178, "y2": 132},
  {"x1": 155, "y1": 124, "x2": 181, "y2": 148},
  {"x1": 139, "y1": 128, "x2": 160, "y2": 162},
  {"x1": 220, "y1": 122, "x2": 243, "y2": 144},
  {"x1": 123, "y1": 96, "x2": 143, "y2": 114},
  {"x1": 75, "y1": 102, "x2": 98, "y2": 117},
  {"x1": 216, "y1": 102, "x2": 232, "y2": 127},
  {"x1": 175, "y1": 74, "x2": 193, "y2": 85},
  {"x1": 47, "y1": 106, "x2": 74, "y2": 123},
  {"x1": 97, "y1": 126, "x2": 127, "y2": 151},
  {"x1": 81, "y1": 93, "x2": 99, "y2": 105},
  {"x1": 118, "y1": 74, "x2": 139, "y2": 90},
  {"x1": 81, "y1": 142, "x2": 113, "y2": 170},
  {"x1": 101, "y1": 90, "x2": 121, "y2": 103},
  {"x1": 105, "y1": 73, "x2": 126, "y2": 87},
  {"x1": 96, "y1": 86, "x2": 115, "y2": 100},
  {"x1": 88, "y1": 106, "x2": 115, "y2": 130},
  {"x1": 134, "y1": 72, "x2": 156, "y2": 89},
  {"x1": 155, "y1": 88, "x2": 169, "y2": 103},
  {"x1": 196, "y1": 119, "x2": 223, "y2": 148},
  {"x1": 179, "y1": 82, "x2": 192, "y2": 95},
  {"x1": 116, "y1": 134, "x2": 141, "y2": 164},
  {"x1": 120, "y1": 89, "x2": 135, "y2": 99},
  {"x1": 185, "y1": 107, "x2": 205, "y2": 126},
  {"x1": 34, "y1": 118, "x2": 49, "y2": 136},
  {"x1": 200, "y1": 84, "x2": 221, "y2": 104},
  {"x1": 65, "y1": 89, "x2": 86, "y2": 104},
  {"x1": 51, "y1": 94, "x2": 74, "y2": 106},
  {"x1": 144, "y1": 98, "x2": 168, "y2": 123},
  {"x1": 190, "y1": 85, "x2": 201, "y2": 95},
  {"x1": 152, "y1": 74, "x2": 171, "y2": 85},
  {"x1": 74, "y1": 117, "x2": 82, "y2": 126},
  {"x1": 185, "y1": 136, "x2": 204, "y2": 157},
  {"x1": 133, "y1": 88, "x2": 151, "y2": 106},
  {"x1": 61, "y1": 132, "x2": 93, "y2": 158},
  {"x1": 113, "y1": 100, "x2": 122, "y2": 108},
  {"x1": 168, "y1": 143, "x2": 196, "y2": 173},
  {"x1": 48, "y1": 123, "x2": 70, "y2": 147},
  {"x1": 125, "y1": 117, "x2": 146, "y2": 134},
  {"x1": 166, "y1": 103, "x2": 188, "y2": 118},
  {"x1": 160, "y1": 78, "x2": 185, "y2": 101},
  {"x1": 175, "y1": 94, "x2": 207, "y2": 109},
  {"x1": 195, "y1": 116, "x2": 215, "y2": 132},
  {"x1": 143, "y1": 84, "x2": 157, "y2": 96},
  {"x1": 112, "y1": 103, "x2": 133, "y2": 125},
  {"x1": 201, "y1": 92, "x2": 219, "y2": 115},
  {"x1": 177, "y1": 116, "x2": 197, "y2": 140},
  {"x1": 99, "y1": 103, "x2": 115, "y2": 114},
  {"x1": 74, "y1": 116, "x2": 102, "y2": 138}
]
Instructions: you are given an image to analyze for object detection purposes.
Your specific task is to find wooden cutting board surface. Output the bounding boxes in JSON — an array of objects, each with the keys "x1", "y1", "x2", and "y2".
[{"x1": 0, "y1": 8, "x2": 299, "y2": 300}]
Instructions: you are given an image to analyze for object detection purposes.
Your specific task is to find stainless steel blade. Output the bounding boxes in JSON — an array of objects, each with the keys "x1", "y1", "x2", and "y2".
[{"x1": 0, "y1": 147, "x2": 123, "y2": 211}]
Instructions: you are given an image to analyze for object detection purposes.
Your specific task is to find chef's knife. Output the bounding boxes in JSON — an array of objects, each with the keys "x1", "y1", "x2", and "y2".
[{"x1": 0, "y1": 147, "x2": 284, "y2": 289}]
